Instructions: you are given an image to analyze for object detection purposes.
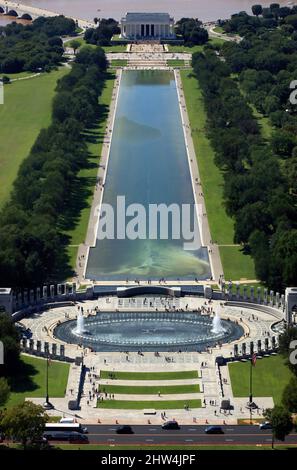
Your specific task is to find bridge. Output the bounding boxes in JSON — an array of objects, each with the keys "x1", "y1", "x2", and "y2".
[{"x1": 0, "y1": 1, "x2": 94, "y2": 29}]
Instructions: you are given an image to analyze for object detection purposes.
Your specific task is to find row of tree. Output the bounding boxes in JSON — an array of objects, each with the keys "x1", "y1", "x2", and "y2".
[
  {"x1": 0, "y1": 16, "x2": 76, "y2": 73},
  {"x1": 0, "y1": 46, "x2": 108, "y2": 288},
  {"x1": 221, "y1": 3, "x2": 297, "y2": 36},
  {"x1": 84, "y1": 18, "x2": 120, "y2": 46},
  {"x1": 175, "y1": 18, "x2": 209, "y2": 46},
  {"x1": 192, "y1": 49, "x2": 297, "y2": 290}
]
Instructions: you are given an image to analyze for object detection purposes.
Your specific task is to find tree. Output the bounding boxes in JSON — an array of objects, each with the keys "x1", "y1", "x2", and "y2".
[
  {"x1": 282, "y1": 376, "x2": 297, "y2": 412},
  {"x1": 264, "y1": 406, "x2": 293, "y2": 448},
  {"x1": 0, "y1": 401, "x2": 48, "y2": 449},
  {"x1": 252, "y1": 5, "x2": 263, "y2": 17},
  {"x1": 69, "y1": 39, "x2": 81, "y2": 55},
  {"x1": 0, "y1": 378, "x2": 10, "y2": 407}
]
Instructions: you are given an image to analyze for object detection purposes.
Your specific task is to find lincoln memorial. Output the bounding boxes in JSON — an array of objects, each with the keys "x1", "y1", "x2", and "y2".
[{"x1": 120, "y1": 12, "x2": 176, "y2": 40}]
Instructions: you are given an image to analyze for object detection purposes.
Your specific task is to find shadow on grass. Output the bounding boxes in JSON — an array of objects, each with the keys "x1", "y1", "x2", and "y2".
[
  {"x1": 54, "y1": 72, "x2": 115, "y2": 278},
  {"x1": 8, "y1": 361, "x2": 39, "y2": 395}
]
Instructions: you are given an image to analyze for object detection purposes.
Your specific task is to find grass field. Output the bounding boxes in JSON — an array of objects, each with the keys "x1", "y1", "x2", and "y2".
[
  {"x1": 97, "y1": 399, "x2": 202, "y2": 409},
  {"x1": 4, "y1": 354, "x2": 70, "y2": 408},
  {"x1": 219, "y1": 246, "x2": 256, "y2": 281},
  {"x1": 180, "y1": 69, "x2": 256, "y2": 280},
  {"x1": 100, "y1": 370, "x2": 199, "y2": 380},
  {"x1": 167, "y1": 59, "x2": 185, "y2": 67},
  {"x1": 0, "y1": 68, "x2": 68, "y2": 208},
  {"x1": 110, "y1": 59, "x2": 128, "y2": 67},
  {"x1": 66, "y1": 70, "x2": 116, "y2": 268},
  {"x1": 228, "y1": 355, "x2": 293, "y2": 405},
  {"x1": 168, "y1": 38, "x2": 225, "y2": 53},
  {"x1": 99, "y1": 384, "x2": 200, "y2": 394}
]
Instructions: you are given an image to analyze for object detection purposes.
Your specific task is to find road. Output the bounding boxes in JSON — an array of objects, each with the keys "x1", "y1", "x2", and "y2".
[{"x1": 81, "y1": 425, "x2": 297, "y2": 446}]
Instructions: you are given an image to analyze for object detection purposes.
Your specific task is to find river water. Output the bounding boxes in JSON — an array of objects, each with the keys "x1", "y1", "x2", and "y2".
[
  {"x1": 7, "y1": 0, "x2": 296, "y2": 22},
  {"x1": 86, "y1": 70, "x2": 211, "y2": 280}
]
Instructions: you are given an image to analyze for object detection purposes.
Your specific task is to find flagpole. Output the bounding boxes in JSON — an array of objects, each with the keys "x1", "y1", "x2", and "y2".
[
  {"x1": 46, "y1": 355, "x2": 49, "y2": 404},
  {"x1": 249, "y1": 357, "x2": 253, "y2": 424}
]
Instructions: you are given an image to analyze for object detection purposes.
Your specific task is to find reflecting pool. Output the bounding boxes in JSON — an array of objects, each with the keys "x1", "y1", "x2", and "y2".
[{"x1": 86, "y1": 70, "x2": 211, "y2": 280}]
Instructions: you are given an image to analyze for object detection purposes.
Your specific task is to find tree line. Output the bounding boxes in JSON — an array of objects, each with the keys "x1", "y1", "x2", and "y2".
[
  {"x1": 192, "y1": 49, "x2": 297, "y2": 290},
  {"x1": 0, "y1": 16, "x2": 76, "y2": 74},
  {"x1": 0, "y1": 46, "x2": 108, "y2": 288}
]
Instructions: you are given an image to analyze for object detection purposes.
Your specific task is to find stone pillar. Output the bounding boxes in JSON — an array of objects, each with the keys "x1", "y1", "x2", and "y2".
[
  {"x1": 264, "y1": 337, "x2": 269, "y2": 351},
  {"x1": 242, "y1": 342, "x2": 246, "y2": 356},
  {"x1": 23, "y1": 289, "x2": 28, "y2": 306},
  {"x1": 250, "y1": 286, "x2": 254, "y2": 302},
  {"x1": 36, "y1": 287, "x2": 41, "y2": 302},
  {"x1": 60, "y1": 344, "x2": 65, "y2": 360},
  {"x1": 36, "y1": 340, "x2": 41, "y2": 354},
  {"x1": 249, "y1": 341, "x2": 254, "y2": 355},
  {"x1": 257, "y1": 287, "x2": 261, "y2": 304},
  {"x1": 264, "y1": 288, "x2": 268, "y2": 305},
  {"x1": 29, "y1": 339, "x2": 34, "y2": 352},
  {"x1": 30, "y1": 289, "x2": 35, "y2": 304},
  {"x1": 50, "y1": 285, "x2": 55, "y2": 299},
  {"x1": 276, "y1": 292, "x2": 280, "y2": 308},
  {"x1": 236, "y1": 283, "x2": 240, "y2": 300},
  {"x1": 257, "y1": 339, "x2": 261, "y2": 353},
  {"x1": 234, "y1": 344, "x2": 239, "y2": 357},
  {"x1": 57, "y1": 284, "x2": 62, "y2": 296},
  {"x1": 44, "y1": 342, "x2": 49, "y2": 356},
  {"x1": 270, "y1": 290, "x2": 274, "y2": 306},
  {"x1": 243, "y1": 285, "x2": 247, "y2": 301},
  {"x1": 272, "y1": 336, "x2": 276, "y2": 349},
  {"x1": 52, "y1": 343, "x2": 57, "y2": 356},
  {"x1": 21, "y1": 338, "x2": 27, "y2": 350},
  {"x1": 43, "y1": 286, "x2": 48, "y2": 299},
  {"x1": 281, "y1": 294, "x2": 285, "y2": 310}
]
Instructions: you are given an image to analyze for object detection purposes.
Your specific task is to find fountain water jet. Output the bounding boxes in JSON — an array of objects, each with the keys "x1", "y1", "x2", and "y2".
[
  {"x1": 212, "y1": 312, "x2": 225, "y2": 334},
  {"x1": 75, "y1": 313, "x2": 87, "y2": 334}
]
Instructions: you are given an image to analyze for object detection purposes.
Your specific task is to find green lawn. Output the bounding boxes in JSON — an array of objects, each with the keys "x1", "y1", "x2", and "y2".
[
  {"x1": 219, "y1": 246, "x2": 256, "y2": 281},
  {"x1": 180, "y1": 70, "x2": 234, "y2": 244},
  {"x1": 4, "y1": 354, "x2": 70, "y2": 408},
  {"x1": 66, "y1": 70, "x2": 116, "y2": 268},
  {"x1": 228, "y1": 355, "x2": 293, "y2": 405},
  {"x1": 167, "y1": 38, "x2": 225, "y2": 53},
  {"x1": 100, "y1": 370, "x2": 199, "y2": 380},
  {"x1": 0, "y1": 68, "x2": 68, "y2": 208},
  {"x1": 110, "y1": 59, "x2": 128, "y2": 67},
  {"x1": 97, "y1": 399, "x2": 202, "y2": 409},
  {"x1": 100, "y1": 384, "x2": 200, "y2": 394},
  {"x1": 180, "y1": 70, "x2": 256, "y2": 280},
  {"x1": 167, "y1": 59, "x2": 185, "y2": 67},
  {"x1": 103, "y1": 44, "x2": 128, "y2": 53}
]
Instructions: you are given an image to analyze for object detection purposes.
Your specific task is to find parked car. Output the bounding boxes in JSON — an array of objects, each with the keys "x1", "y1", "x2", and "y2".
[
  {"x1": 204, "y1": 426, "x2": 224, "y2": 434},
  {"x1": 162, "y1": 421, "x2": 180, "y2": 430},
  {"x1": 259, "y1": 422, "x2": 272, "y2": 430},
  {"x1": 116, "y1": 425, "x2": 134, "y2": 434}
]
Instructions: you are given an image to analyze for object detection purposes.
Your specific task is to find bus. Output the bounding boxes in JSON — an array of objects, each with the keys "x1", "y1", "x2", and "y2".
[{"x1": 44, "y1": 423, "x2": 88, "y2": 434}]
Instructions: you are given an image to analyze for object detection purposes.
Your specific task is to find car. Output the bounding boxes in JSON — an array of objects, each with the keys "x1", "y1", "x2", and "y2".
[
  {"x1": 43, "y1": 431, "x2": 88, "y2": 443},
  {"x1": 162, "y1": 421, "x2": 180, "y2": 430},
  {"x1": 116, "y1": 425, "x2": 134, "y2": 434},
  {"x1": 259, "y1": 422, "x2": 272, "y2": 430},
  {"x1": 204, "y1": 426, "x2": 224, "y2": 434}
]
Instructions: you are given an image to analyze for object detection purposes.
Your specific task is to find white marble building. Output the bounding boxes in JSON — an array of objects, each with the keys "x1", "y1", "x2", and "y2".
[{"x1": 120, "y1": 12, "x2": 175, "y2": 40}]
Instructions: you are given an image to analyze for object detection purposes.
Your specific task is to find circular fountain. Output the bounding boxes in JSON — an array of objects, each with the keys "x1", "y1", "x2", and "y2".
[{"x1": 54, "y1": 311, "x2": 243, "y2": 352}]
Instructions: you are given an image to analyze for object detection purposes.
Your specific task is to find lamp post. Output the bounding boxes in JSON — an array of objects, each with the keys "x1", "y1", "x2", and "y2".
[{"x1": 43, "y1": 355, "x2": 53, "y2": 409}]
